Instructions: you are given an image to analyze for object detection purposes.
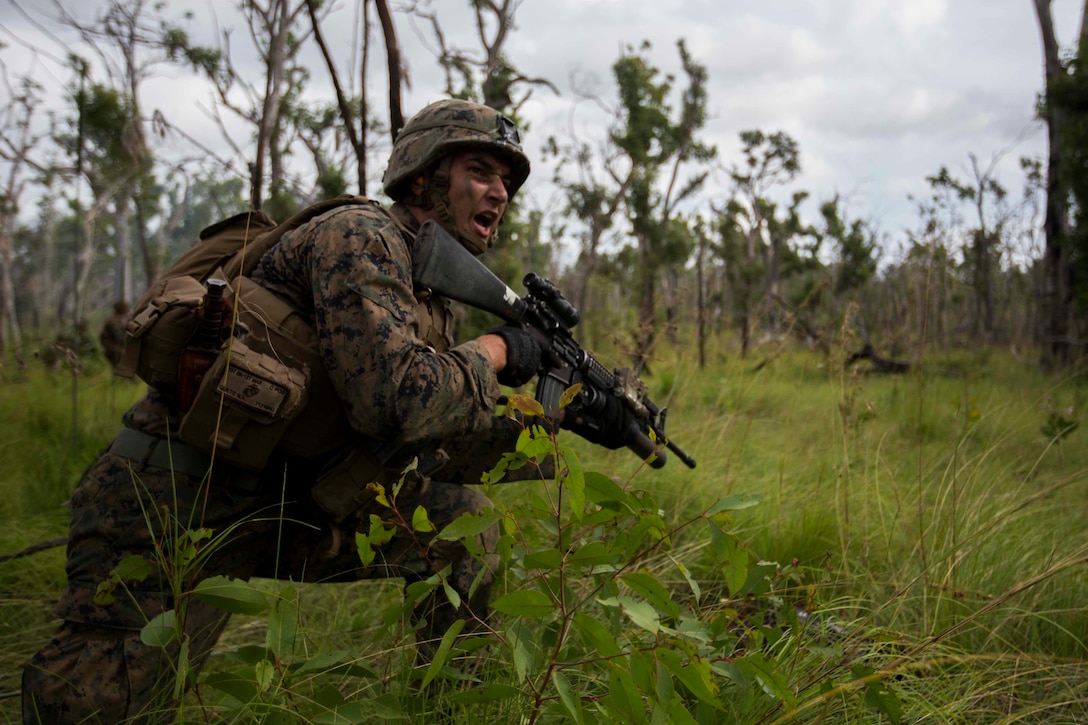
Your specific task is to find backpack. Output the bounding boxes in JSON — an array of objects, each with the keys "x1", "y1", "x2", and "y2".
[{"x1": 117, "y1": 195, "x2": 379, "y2": 470}]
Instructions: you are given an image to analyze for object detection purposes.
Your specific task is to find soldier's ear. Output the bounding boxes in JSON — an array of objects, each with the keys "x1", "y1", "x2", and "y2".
[{"x1": 410, "y1": 175, "x2": 430, "y2": 194}]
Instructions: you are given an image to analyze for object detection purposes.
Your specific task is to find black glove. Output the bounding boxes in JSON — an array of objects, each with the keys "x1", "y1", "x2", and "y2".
[
  {"x1": 561, "y1": 391, "x2": 633, "y2": 450},
  {"x1": 489, "y1": 324, "x2": 542, "y2": 388}
]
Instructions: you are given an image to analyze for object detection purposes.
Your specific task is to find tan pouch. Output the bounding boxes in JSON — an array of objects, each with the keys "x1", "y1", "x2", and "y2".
[
  {"x1": 178, "y1": 337, "x2": 309, "y2": 471},
  {"x1": 234, "y1": 277, "x2": 353, "y2": 459},
  {"x1": 116, "y1": 276, "x2": 208, "y2": 389}
]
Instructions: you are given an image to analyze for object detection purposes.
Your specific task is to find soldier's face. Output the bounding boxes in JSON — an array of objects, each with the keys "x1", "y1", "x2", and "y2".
[{"x1": 445, "y1": 150, "x2": 511, "y2": 253}]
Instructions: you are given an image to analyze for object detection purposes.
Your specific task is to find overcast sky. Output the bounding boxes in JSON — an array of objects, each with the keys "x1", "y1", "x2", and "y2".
[{"x1": 1, "y1": 0, "x2": 1083, "y2": 261}]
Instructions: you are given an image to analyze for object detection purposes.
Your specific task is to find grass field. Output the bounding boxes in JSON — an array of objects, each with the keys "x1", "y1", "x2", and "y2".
[{"x1": 1, "y1": 342, "x2": 1086, "y2": 723}]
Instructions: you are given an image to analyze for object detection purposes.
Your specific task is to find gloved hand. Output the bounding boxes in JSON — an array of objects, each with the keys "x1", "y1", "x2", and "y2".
[
  {"x1": 561, "y1": 392, "x2": 633, "y2": 450},
  {"x1": 488, "y1": 324, "x2": 542, "y2": 388}
]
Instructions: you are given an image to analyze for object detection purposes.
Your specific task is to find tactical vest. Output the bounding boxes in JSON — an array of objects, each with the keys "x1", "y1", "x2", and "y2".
[{"x1": 117, "y1": 197, "x2": 452, "y2": 473}]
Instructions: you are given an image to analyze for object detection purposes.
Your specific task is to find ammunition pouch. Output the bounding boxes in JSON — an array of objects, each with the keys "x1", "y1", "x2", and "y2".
[
  {"x1": 178, "y1": 337, "x2": 308, "y2": 471},
  {"x1": 115, "y1": 276, "x2": 207, "y2": 390},
  {"x1": 176, "y1": 276, "x2": 354, "y2": 470}
]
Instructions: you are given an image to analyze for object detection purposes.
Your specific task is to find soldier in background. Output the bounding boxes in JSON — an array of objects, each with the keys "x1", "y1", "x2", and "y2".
[
  {"x1": 98, "y1": 300, "x2": 129, "y2": 369},
  {"x1": 22, "y1": 99, "x2": 550, "y2": 723}
]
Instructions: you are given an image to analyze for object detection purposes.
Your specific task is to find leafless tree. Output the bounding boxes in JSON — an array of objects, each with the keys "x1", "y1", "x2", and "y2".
[
  {"x1": 403, "y1": 0, "x2": 557, "y2": 113},
  {"x1": 0, "y1": 73, "x2": 48, "y2": 361}
]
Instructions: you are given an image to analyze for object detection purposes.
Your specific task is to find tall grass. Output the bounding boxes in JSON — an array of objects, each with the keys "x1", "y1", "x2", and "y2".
[
  {"x1": 0, "y1": 359, "x2": 145, "y2": 712},
  {"x1": 1, "y1": 342, "x2": 1086, "y2": 723}
]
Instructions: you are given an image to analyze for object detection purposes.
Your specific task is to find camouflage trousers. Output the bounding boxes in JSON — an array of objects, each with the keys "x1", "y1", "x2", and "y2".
[{"x1": 21, "y1": 447, "x2": 498, "y2": 724}]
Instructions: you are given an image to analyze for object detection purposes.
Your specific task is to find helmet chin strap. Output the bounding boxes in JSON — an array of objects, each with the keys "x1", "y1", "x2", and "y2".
[{"x1": 427, "y1": 156, "x2": 493, "y2": 256}]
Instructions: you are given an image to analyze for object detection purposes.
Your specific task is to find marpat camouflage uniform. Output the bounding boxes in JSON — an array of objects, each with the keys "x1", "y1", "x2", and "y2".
[{"x1": 22, "y1": 201, "x2": 538, "y2": 724}]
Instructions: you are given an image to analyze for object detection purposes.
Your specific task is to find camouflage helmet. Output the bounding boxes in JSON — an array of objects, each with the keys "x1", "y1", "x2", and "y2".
[{"x1": 382, "y1": 99, "x2": 530, "y2": 200}]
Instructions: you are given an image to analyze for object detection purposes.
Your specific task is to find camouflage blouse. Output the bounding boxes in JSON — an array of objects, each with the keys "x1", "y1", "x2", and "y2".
[{"x1": 247, "y1": 201, "x2": 503, "y2": 446}]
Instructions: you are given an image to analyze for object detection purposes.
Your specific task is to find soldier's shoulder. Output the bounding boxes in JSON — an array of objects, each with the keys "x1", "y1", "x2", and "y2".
[{"x1": 315, "y1": 200, "x2": 397, "y2": 231}]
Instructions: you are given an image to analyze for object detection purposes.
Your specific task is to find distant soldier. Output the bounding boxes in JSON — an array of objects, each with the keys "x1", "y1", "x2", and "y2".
[{"x1": 98, "y1": 300, "x2": 129, "y2": 369}]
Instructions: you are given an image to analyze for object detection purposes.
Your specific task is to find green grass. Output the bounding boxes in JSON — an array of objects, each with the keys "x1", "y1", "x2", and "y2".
[{"x1": 2, "y1": 343, "x2": 1086, "y2": 723}]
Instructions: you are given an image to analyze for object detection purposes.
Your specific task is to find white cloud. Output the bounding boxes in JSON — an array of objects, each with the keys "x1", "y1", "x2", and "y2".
[{"x1": 893, "y1": 0, "x2": 948, "y2": 36}]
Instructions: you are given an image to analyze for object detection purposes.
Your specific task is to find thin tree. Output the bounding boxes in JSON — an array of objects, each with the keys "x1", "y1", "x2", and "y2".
[
  {"x1": 1032, "y1": 0, "x2": 1080, "y2": 370},
  {"x1": 0, "y1": 74, "x2": 47, "y2": 362}
]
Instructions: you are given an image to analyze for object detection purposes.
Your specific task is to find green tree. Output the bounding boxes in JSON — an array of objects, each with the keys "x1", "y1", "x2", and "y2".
[
  {"x1": 923, "y1": 160, "x2": 1010, "y2": 342},
  {"x1": 54, "y1": 62, "x2": 148, "y2": 324},
  {"x1": 820, "y1": 196, "x2": 879, "y2": 298},
  {"x1": 611, "y1": 40, "x2": 713, "y2": 369},
  {"x1": 716, "y1": 130, "x2": 802, "y2": 357}
]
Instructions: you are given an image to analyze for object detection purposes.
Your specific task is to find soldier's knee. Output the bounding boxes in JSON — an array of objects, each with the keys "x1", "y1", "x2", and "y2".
[{"x1": 22, "y1": 622, "x2": 143, "y2": 724}]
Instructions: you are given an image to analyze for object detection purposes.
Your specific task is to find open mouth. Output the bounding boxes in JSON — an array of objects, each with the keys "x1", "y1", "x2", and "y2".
[{"x1": 473, "y1": 211, "x2": 499, "y2": 237}]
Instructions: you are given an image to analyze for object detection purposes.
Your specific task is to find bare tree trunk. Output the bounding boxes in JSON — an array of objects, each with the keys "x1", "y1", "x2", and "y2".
[
  {"x1": 0, "y1": 214, "x2": 20, "y2": 360},
  {"x1": 634, "y1": 233, "x2": 657, "y2": 371},
  {"x1": 250, "y1": 0, "x2": 292, "y2": 209},
  {"x1": 374, "y1": 0, "x2": 404, "y2": 140},
  {"x1": 1033, "y1": 0, "x2": 1075, "y2": 371},
  {"x1": 133, "y1": 196, "x2": 158, "y2": 286},
  {"x1": 112, "y1": 195, "x2": 133, "y2": 305},
  {"x1": 696, "y1": 231, "x2": 706, "y2": 369}
]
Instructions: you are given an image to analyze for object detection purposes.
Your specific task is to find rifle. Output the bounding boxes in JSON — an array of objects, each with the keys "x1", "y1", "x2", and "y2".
[{"x1": 413, "y1": 220, "x2": 696, "y2": 470}]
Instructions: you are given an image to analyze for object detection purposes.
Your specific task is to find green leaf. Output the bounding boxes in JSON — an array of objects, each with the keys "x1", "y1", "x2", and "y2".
[
  {"x1": 508, "y1": 393, "x2": 545, "y2": 418},
  {"x1": 563, "y1": 450, "x2": 586, "y2": 518},
  {"x1": 355, "y1": 531, "x2": 376, "y2": 566},
  {"x1": 369, "y1": 693, "x2": 405, "y2": 719},
  {"x1": 657, "y1": 649, "x2": 720, "y2": 709},
  {"x1": 266, "y1": 590, "x2": 298, "y2": 658},
  {"x1": 254, "y1": 658, "x2": 275, "y2": 693},
  {"x1": 492, "y1": 589, "x2": 554, "y2": 617},
  {"x1": 705, "y1": 494, "x2": 762, "y2": 516},
  {"x1": 865, "y1": 679, "x2": 903, "y2": 725},
  {"x1": 365, "y1": 481, "x2": 390, "y2": 508},
  {"x1": 552, "y1": 670, "x2": 584, "y2": 724},
  {"x1": 584, "y1": 471, "x2": 631, "y2": 508},
  {"x1": 114, "y1": 554, "x2": 153, "y2": 582},
  {"x1": 421, "y1": 618, "x2": 466, "y2": 689},
  {"x1": 192, "y1": 576, "x2": 269, "y2": 615},
  {"x1": 141, "y1": 609, "x2": 179, "y2": 647},
  {"x1": 174, "y1": 635, "x2": 191, "y2": 699},
  {"x1": 747, "y1": 652, "x2": 796, "y2": 707},
  {"x1": 291, "y1": 651, "x2": 378, "y2": 679},
  {"x1": 621, "y1": 572, "x2": 681, "y2": 618},
  {"x1": 568, "y1": 540, "x2": 618, "y2": 568},
  {"x1": 204, "y1": 671, "x2": 259, "y2": 705},
  {"x1": 312, "y1": 683, "x2": 347, "y2": 708},
  {"x1": 412, "y1": 505, "x2": 435, "y2": 532},
  {"x1": 707, "y1": 520, "x2": 749, "y2": 596},
  {"x1": 559, "y1": 383, "x2": 583, "y2": 408},
  {"x1": 508, "y1": 620, "x2": 536, "y2": 681},
  {"x1": 518, "y1": 432, "x2": 556, "y2": 461},
  {"x1": 523, "y1": 547, "x2": 563, "y2": 570},
  {"x1": 612, "y1": 595, "x2": 662, "y2": 633},
  {"x1": 442, "y1": 579, "x2": 462, "y2": 610},
  {"x1": 573, "y1": 612, "x2": 623, "y2": 658},
  {"x1": 670, "y1": 556, "x2": 702, "y2": 604},
  {"x1": 854, "y1": 666, "x2": 902, "y2": 725},
  {"x1": 437, "y1": 510, "x2": 502, "y2": 541},
  {"x1": 606, "y1": 663, "x2": 648, "y2": 723}
]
